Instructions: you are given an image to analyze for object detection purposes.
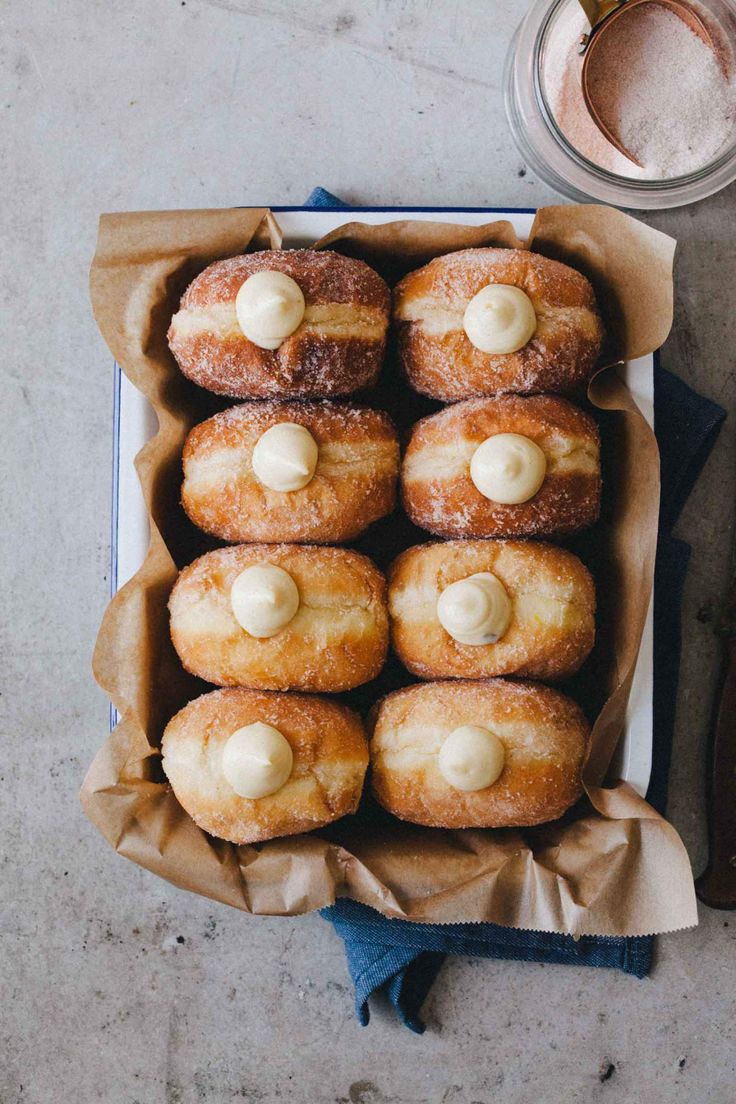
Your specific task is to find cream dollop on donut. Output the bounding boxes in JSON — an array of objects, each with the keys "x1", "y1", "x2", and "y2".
[
  {"x1": 221, "y1": 722, "x2": 294, "y2": 798},
  {"x1": 436, "y1": 572, "x2": 512, "y2": 645},
  {"x1": 470, "y1": 433, "x2": 547, "y2": 504},
  {"x1": 251, "y1": 422, "x2": 319, "y2": 492},
  {"x1": 235, "y1": 271, "x2": 305, "y2": 350},
  {"x1": 463, "y1": 284, "x2": 537, "y2": 354},
  {"x1": 438, "y1": 725, "x2": 505, "y2": 792},
  {"x1": 230, "y1": 563, "x2": 300, "y2": 638}
]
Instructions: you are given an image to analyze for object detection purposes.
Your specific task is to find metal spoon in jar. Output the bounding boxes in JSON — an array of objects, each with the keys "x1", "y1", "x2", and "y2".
[{"x1": 577, "y1": 0, "x2": 725, "y2": 166}]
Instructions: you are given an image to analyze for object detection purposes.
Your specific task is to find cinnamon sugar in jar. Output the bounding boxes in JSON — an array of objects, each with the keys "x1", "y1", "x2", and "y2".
[{"x1": 504, "y1": 0, "x2": 736, "y2": 208}]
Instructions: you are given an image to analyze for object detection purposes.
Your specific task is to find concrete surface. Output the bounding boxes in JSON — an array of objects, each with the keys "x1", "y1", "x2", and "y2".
[{"x1": 2, "y1": 1, "x2": 735, "y2": 1101}]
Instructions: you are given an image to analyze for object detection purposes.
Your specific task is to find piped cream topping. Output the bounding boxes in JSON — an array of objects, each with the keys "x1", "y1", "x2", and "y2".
[
  {"x1": 436, "y1": 572, "x2": 512, "y2": 645},
  {"x1": 230, "y1": 563, "x2": 300, "y2": 638},
  {"x1": 251, "y1": 422, "x2": 319, "y2": 492},
  {"x1": 470, "y1": 433, "x2": 547, "y2": 504},
  {"x1": 221, "y1": 722, "x2": 294, "y2": 798},
  {"x1": 438, "y1": 725, "x2": 505, "y2": 791},
  {"x1": 463, "y1": 283, "x2": 537, "y2": 354},
  {"x1": 235, "y1": 270, "x2": 305, "y2": 349}
]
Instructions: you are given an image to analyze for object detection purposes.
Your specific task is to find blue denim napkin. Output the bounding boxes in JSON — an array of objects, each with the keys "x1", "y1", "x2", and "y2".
[
  {"x1": 303, "y1": 189, "x2": 726, "y2": 1031},
  {"x1": 304, "y1": 187, "x2": 352, "y2": 209}
]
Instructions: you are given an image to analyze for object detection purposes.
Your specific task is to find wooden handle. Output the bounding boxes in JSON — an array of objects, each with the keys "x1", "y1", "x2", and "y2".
[{"x1": 695, "y1": 637, "x2": 736, "y2": 910}]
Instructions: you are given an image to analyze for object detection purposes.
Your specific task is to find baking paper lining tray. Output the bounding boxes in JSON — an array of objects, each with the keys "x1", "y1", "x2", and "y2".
[{"x1": 109, "y1": 205, "x2": 653, "y2": 797}]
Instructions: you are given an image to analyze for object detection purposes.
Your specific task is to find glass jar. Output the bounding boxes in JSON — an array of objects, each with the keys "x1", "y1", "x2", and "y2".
[{"x1": 504, "y1": 0, "x2": 736, "y2": 208}]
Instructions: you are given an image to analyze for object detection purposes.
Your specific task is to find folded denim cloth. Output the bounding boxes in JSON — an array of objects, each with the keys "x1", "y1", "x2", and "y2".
[
  {"x1": 303, "y1": 190, "x2": 726, "y2": 1031},
  {"x1": 304, "y1": 187, "x2": 352, "y2": 209}
]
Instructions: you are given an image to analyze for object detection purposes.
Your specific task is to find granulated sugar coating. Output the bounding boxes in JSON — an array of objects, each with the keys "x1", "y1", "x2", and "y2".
[{"x1": 543, "y1": 0, "x2": 736, "y2": 180}]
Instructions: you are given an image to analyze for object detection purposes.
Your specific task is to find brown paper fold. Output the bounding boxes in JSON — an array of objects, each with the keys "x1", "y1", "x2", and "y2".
[{"x1": 83, "y1": 206, "x2": 697, "y2": 936}]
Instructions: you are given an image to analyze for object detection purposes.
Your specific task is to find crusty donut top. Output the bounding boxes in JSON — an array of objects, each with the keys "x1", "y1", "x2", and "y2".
[
  {"x1": 168, "y1": 542, "x2": 389, "y2": 692},
  {"x1": 183, "y1": 399, "x2": 397, "y2": 458},
  {"x1": 171, "y1": 249, "x2": 390, "y2": 347},
  {"x1": 168, "y1": 250, "x2": 391, "y2": 397},
  {"x1": 371, "y1": 678, "x2": 590, "y2": 773},
  {"x1": 394, "y1": 247, "x2": 599, "y2": 316},
  {"x1": 180, "y1": 249, "x2": 390, "y2": 311},
  {"x1": 404, "y1": 393, "x2": 600, "y2": 452},
  {"x1": 170, "y1": 543, "x2": 387, "y2": 636},
  {"x1": 389, "y1": 539, "x2": 596, "y2": 624},
  {"x1": 181, "y1": 400, "x2": 400, "y2": 544},
  {"x1": 164, "y1": 686, "x2": 367, "y2": 774}
]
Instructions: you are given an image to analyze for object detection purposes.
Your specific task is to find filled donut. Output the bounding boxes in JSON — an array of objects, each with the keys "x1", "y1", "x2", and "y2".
[
  {"x1": 181, "y1": 400, "x2": 399, "y2": 544},
  {"x1": 401, "y1": 394, "x2": 601, "y2": 539},
  {"x1": 162, "y1": 687, "x2": 369, "y2": 844},
  {"x1": 393, "y1": 247, "x2": 603, "y2": 400},
  {"x1": 168, "y1": 249, "x2": 390, "y2": 398},
  {"x1": 370, "y1": 679, "x2": 590, "y2": 829},
  {"x1": 388, "y1": 540, "x2": 595, "y2": 681},
  {"x1": 169, "y1": 544, "x2": 388, "y2": 692}
]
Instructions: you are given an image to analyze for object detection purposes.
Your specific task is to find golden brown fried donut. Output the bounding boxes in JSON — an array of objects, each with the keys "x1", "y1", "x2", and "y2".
[
  {"x1": 162, "y1": 688, "x2": 368, "y2": 844},
  {"x1": 393, "y1": 248, "x2": 603, "y2": 400},
  {"x1": 181, "y1": 400, "x2": 399, "y2": 544},
  {"x1": 168, "y1": 249, "x2": 390, "y2": 398},
  {"x1": 169, "y1": 544, "x2": 388, "y2": 692},
  {"x1": 401, "y1": 394, "x2": 601, "y2": 539},
  {"x1": 388, "y1": 540, "x2": 595, "y2": 681},
  {"x1": 370, "y1": 679, "x2": 590, "y2": 829}
]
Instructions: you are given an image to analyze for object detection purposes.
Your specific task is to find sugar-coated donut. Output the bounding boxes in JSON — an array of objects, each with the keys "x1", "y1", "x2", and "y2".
[
  {"x1": 388, "y1": 540, "x2": 595, "y2": 681},
  {"x1": 393, "y1": 248, "x2": 603, "y2": 400},
  {"x1": 162, "y1": 688, "x2": 369, "y2": 844},
  {"x1": 168, "y1": 249, "x2": 390, "y2": 398},
  {"x1": 370, "y1": 679, "x2": 589, "y2": 829},
  {"x1": 181, "y1": 400, "x2": 400, "y2": 544},
  {"x1": 169, "y1": 544, "x2": 388, "y2": 692},
  {"x1": 401, "y1": 394, "x2": 601, "y2": 539}
]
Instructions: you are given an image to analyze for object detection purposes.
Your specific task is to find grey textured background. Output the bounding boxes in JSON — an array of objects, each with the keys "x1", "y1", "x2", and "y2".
[{"x1": 2, "y1": 1, "x2": 735, "y2": 1101}]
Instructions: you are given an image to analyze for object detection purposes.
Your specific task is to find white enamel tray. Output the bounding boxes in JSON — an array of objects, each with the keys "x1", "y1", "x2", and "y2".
[{"x1": 110, "y1": 206, "x2": 654, "y2": 796}]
